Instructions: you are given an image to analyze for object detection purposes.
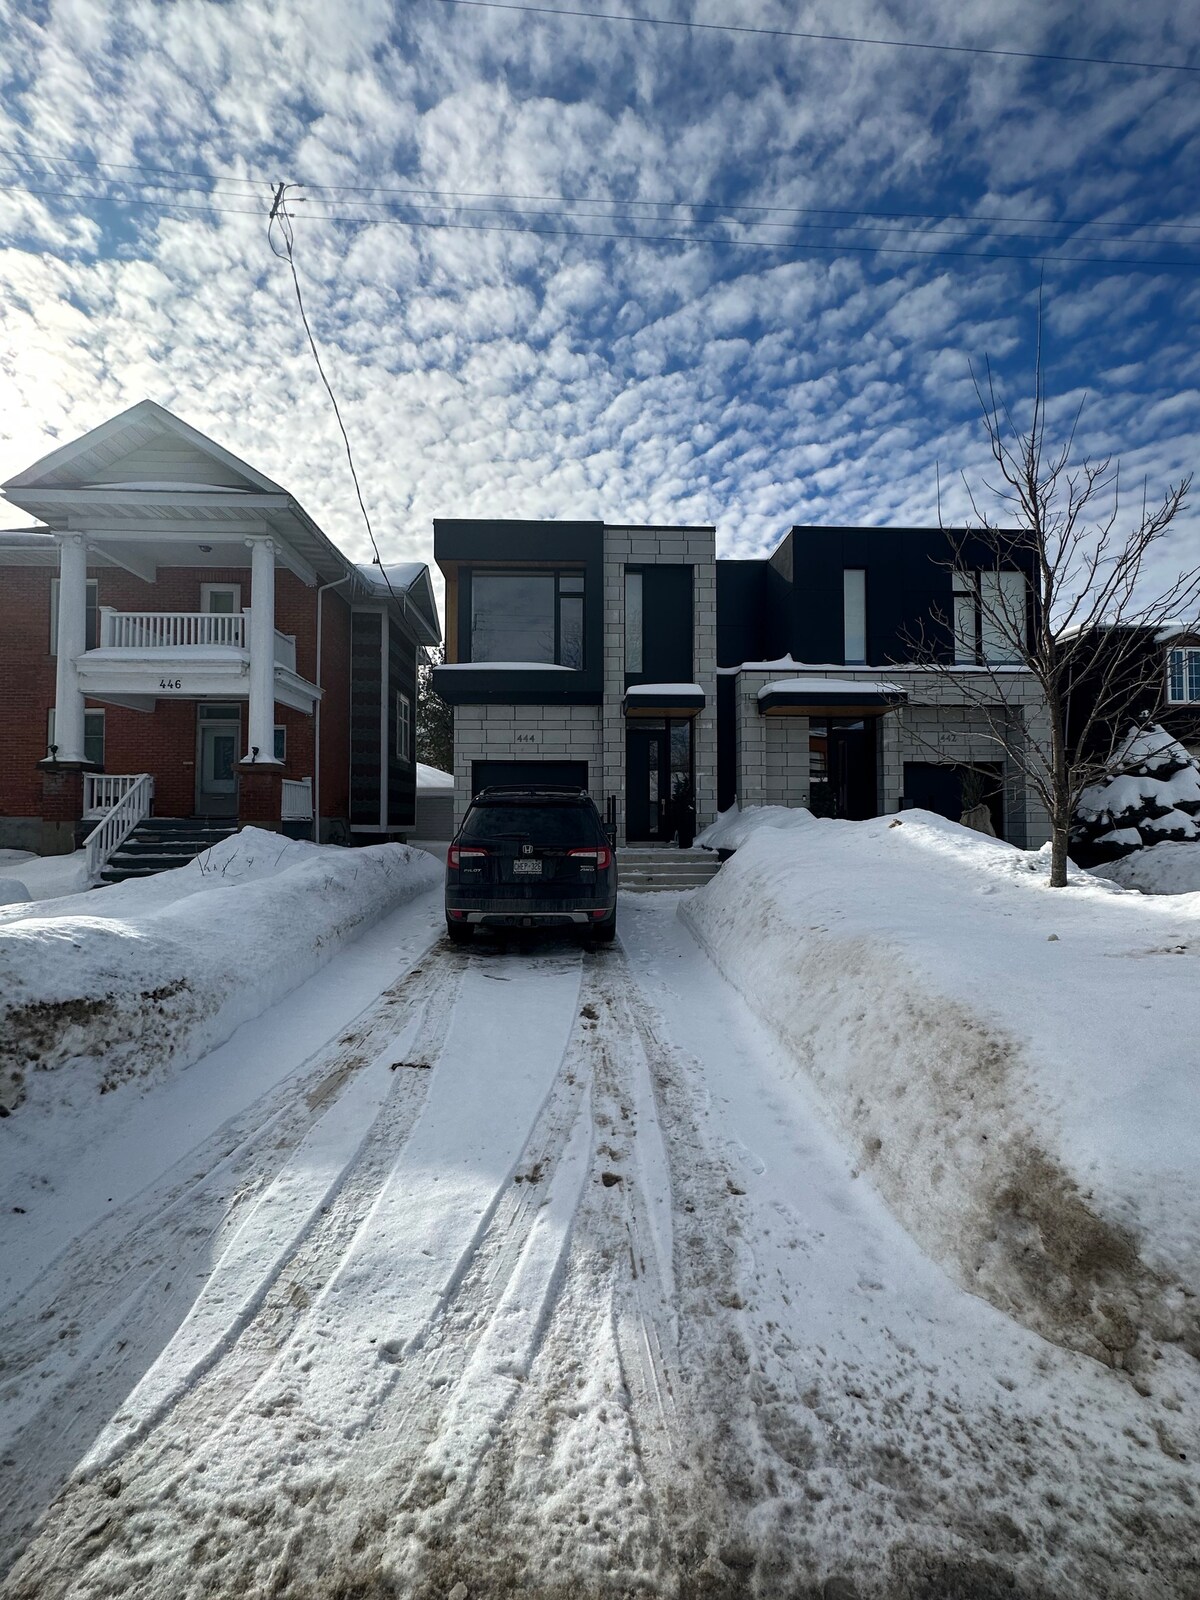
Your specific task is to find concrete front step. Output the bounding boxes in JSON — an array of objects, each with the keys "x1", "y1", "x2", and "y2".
[
  {"x1": 99, "y1": 817, "x2": 239, "y2": 884},
  {"x1": 617, "y1": 849, "x2": 722, "y2": 892}
]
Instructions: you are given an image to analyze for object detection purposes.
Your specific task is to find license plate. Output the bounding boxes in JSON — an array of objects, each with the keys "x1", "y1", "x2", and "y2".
[{"x1": 512, "y1": 858, "x2": 543, "y2": 877}]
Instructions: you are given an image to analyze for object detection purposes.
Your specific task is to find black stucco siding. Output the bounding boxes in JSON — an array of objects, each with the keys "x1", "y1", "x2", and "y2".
[
  {"x1": 350, "y1": 611, "x2": 383, "y2": 827},
  {"x1": 388, "y1": 618, "x2": 418, "y2": 829}
]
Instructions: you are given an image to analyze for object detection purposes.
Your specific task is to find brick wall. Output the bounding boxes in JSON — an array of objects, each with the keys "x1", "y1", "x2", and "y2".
[{"x1": 0, "y1": 560, "x2": 352, "y2": 832}]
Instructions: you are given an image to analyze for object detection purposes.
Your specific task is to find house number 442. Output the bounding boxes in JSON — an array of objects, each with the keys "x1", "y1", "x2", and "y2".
[{"x1": 515, "y1": 732, "x2": 537, "y2": 745}]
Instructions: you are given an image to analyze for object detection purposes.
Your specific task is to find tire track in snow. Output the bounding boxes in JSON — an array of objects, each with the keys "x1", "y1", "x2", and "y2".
[
  {"x1": 0, "y1": 932, "x2": 448, "y2": 1577},
  {"x1": 1, "y1": 940, "x2": 596, "y2": 1599}
]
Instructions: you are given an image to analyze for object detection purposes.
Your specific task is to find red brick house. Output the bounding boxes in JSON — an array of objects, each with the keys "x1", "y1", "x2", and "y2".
[{"x1": 0, "y1": 400, "x2": 439, "y2": 874}]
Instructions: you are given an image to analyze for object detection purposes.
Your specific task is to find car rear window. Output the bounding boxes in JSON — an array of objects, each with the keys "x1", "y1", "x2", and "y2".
[{"x1": 461, "y1": 803, "x2": 601, "y2": 844}]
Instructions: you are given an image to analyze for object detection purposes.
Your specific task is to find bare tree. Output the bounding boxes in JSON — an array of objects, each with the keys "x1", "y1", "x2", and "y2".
[{"x1": 902, "y1": 337, "x2": 1195, "y2": 888}]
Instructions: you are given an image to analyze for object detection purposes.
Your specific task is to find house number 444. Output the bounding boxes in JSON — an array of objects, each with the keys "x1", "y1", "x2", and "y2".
[{"x1": 515, "y1": 732, "x2": 537, "y2": 745}]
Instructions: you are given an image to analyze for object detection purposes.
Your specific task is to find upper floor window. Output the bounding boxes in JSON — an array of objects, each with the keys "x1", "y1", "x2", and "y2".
[
  {"x1": 1168, "y1": 647, "x2": 1200, "y2": 704},
  {"x1": 395, "y1": 690, "x2": 412, "y2": 760},
  {"x1": 50, "y1": 578, "x2": 99, "y2": 654},
  {"x1": 953, "y1": 570, "x2": 1026, "y2": 665},
  {"x1": 470, "y1": 570, "x2": 584, "y2": 668},
  {"x1": 843, "y1": 569, "x2": 866, "y2": 664},
  {"x1": 625, "y1": 571, "x2": 643, "y2": 673}
]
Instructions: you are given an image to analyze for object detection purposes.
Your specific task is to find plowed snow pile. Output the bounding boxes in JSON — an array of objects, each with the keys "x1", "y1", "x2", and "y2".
[
  {"x1": 685, "y1": 808, "x2": 1200, "y2": 1369},
  {"x1": 0, "y1": 831, "x2": 441, "y2": 1116}
]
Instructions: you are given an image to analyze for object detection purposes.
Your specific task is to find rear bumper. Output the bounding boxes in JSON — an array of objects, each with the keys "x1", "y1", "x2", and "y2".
[{"x1": 462, "y1": 909, "x2": 598, "y2": 927}]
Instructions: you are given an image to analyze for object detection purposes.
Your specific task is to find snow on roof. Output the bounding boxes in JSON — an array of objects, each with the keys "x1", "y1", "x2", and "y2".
[
  {"x1": 354, "y1": 561, "x2": 428, "y2": 594},
  {"x1": 757, "y1": 676, "x2": 903, "y2": 699},
  {"x1": 624, "y1": 682, "x2": 704, "y2": 696},
  {"x1": 416, "y1": 762, "x2": 454, "y2": 790},
  {"x1": 0, "y1": 526, "x2": 53, "y2": 543}
]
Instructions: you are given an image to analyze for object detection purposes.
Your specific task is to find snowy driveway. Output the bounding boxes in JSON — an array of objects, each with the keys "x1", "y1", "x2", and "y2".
[{"x1": 2, "y1": 889, "x2": 1197, "y2": 1599}]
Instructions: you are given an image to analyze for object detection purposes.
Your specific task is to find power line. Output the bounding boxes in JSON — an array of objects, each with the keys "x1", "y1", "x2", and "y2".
[
  {"x1": 4, "y1": 143, "x2": 1198, "y2": 238},
  {"x1": 267, "y1": 185, "x2": 401, "y2": 606},
  {"x1": 429, "y1": 0, "x2": 1200, "y2": 75},
  {"x1": 3, "y1": 173, "x2": 1197, "y2": 270}
]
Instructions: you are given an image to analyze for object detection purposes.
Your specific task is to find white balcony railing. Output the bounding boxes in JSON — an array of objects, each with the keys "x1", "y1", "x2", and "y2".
[
  {"x1": 83, "y1": 773, "x2": 150, "y2": 819},
  {"x1": 274, "y1": 629, "x2": 297, "y2": 671},
  {"x1": 84, "y1": 773, "x2": 154, "y2": 883},
  {"x1": 100, "y1": 609, "x2": 245, "y2": 649},
  {"x1": 281, "y1": 777, "x2": 313, "y2": 821}
]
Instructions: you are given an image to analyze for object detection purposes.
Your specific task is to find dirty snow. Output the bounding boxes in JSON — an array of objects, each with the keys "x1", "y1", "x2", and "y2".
[
  {"x1": 1, "y1": 864, "x2": 1198, "y2": 1597},
  {"x1": 683, "y1": 806, "x2": 1200, "y2": 1373},
  {"x1": 0, "y1": 830, "x2": 441, "y2": 1114}
]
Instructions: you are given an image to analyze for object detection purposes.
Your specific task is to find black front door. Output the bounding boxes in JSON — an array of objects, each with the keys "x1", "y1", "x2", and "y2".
[{"x1": 627, "y1": 726, "x2": 670, "y2": 841}]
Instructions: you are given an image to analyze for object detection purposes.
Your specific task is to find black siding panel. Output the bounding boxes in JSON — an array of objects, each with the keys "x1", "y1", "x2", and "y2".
[{"x1": 350, "y1": 612, "x2": 382, "y2": 827}]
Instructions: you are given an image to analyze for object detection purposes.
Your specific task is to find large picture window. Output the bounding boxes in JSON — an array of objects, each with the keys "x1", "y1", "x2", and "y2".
[
  {"x1": 470, "y1": 571, "x2": 585, "y2": 668},
  {"x1": 953, "y1": 570, "x2": 1026, "y2": 665}
]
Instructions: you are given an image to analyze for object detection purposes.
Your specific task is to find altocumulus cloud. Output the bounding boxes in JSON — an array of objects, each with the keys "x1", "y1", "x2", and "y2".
[{"x1": 0, "y1": 0, "x2": 1197, "y2": 607}]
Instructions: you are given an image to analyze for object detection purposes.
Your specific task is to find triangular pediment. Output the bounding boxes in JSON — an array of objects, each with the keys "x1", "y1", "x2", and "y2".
[{"x1": 3, "y1": 400, "x2": 284, "y2": 497}]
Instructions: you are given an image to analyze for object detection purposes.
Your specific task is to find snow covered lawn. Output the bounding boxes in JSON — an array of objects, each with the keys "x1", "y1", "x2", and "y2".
[
  {"x1": 686, "y1": 806, "x2": 1200, "y2": 1373},
  {"x1": 0, "y1": 830, "x2": 441, "y2": 1116},
  {"x1": 0, "y1": 847, "x2": 88, "y2": 904},
  {"x1": 1093, "y1": 839, "x2": 1200, "y2": 895}
]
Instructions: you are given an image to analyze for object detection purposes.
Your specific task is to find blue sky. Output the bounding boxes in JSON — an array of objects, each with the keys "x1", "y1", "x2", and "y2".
[{"x1": 0, "y1": 0, "x2": 1197, "y2": 604}]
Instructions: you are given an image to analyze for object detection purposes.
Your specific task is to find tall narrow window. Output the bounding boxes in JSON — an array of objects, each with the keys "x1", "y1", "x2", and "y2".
[
  {"x1": 558, "y1": 574, "x2": 584, "y2": 670},
  {"x1": 980, "y1": 571, "x2": 1026, "y2": 664},
  {"x1": 395, "y1": 691, "x2": 412, "y2": 760},
  {"x1": 50, "y1": 578, "x2": 100, "y2": 653},
  {"x1": 625, "y1": 570, "x2": 643, "y2": 673},
  {"x1": 843, "y1": 569, "x2": 866, "y2": 663},
  {"x1": 952, "y1": 573, "x2": 977, "y2": 664}
]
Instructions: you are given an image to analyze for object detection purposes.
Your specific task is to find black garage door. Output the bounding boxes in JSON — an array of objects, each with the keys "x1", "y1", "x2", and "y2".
[{"x1": 472, "y1": 760, "x2": 589, "y2": 796}]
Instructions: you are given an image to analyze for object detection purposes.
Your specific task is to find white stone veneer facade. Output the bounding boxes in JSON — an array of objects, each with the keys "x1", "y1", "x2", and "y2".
[
  {"x1": 731, "y1": 666, "x2": 1052, "y2": 849},
  {"x1": 449, "y1": 525, "x2": 717, "y2": 840}
]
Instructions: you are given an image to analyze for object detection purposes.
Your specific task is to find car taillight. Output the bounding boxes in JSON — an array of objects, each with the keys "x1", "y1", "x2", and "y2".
[
  {"x1": 568, "y1": 846, "x2": 612, "y2": 869},
  {"x1": 448, "y1": 845, "x2": 488, "y2": 868}
]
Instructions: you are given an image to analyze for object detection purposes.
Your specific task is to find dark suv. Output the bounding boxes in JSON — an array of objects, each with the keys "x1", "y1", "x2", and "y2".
[{"x1": 445, "y1": 786, "x2": 617, "y2": 945}]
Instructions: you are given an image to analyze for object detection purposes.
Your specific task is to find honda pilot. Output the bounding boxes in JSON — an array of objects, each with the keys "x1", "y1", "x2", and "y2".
[{"x1": 445, "y1": 785, "x2": 617, "y2": 945}]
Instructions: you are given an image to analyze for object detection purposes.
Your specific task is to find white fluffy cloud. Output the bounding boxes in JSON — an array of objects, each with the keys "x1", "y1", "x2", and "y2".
[{"x1": 0, "y1": 0, "x2": 1195, "y2": 611}]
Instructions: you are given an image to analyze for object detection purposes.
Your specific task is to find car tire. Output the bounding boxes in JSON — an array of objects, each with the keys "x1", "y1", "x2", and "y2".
[
  {"x1": 590, "y1": 914, "x2": 617, "y2": 944},
  {"x1": 446, "y1": 920, "x2": 474, "y2": 946}
]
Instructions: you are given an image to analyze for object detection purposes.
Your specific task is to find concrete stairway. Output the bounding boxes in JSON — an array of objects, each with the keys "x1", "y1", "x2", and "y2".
[
  {"x1": 617, "y1": 847, "x2": 722, "y2": 893},
  {"x1": 99, "y1": 817, "x2": 239, "y2": 884}
]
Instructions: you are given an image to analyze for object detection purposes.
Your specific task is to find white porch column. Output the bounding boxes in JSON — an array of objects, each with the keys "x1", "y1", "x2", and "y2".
[
  {"x1": 52, "y1": 533, "x2": 89, "y2": 762},
  {"x1": 246, "y1": 536, "x2": 281, "y2": 763}
]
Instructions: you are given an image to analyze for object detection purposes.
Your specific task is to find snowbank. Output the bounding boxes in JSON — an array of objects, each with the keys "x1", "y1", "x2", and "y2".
[
  {"x1": 695, "y1": 803, "x2": 813, "y2": 853},
  {"x1": 0, "y1": 830, "x2": 441, "y2": 1116},
  {"x1": 1092, "y1": 840, "x2": 1200, "y2": 896},
  {"x1": 681, "y1": 808, "x2": 1200, "y2": 1369},
  {"x1": 0, "y1": 849, "x2": 88, "y2": 904}
]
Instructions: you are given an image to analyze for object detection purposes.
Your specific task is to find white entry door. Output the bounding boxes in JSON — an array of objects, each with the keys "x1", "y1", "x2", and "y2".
[{"x1": 197, "y1": 716, "x2": 240, "y2": 816}]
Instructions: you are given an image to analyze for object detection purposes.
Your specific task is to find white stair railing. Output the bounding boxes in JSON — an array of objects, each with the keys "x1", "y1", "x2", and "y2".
[
  {"x1": 83, "y1": 773, "x2": 145, "y2": 818},
  {"x1": 281, "y1": 777, "x2": 313, "y2": 821},
  {"x1": 99, "y1": 610, "x2": 245, "y2": 649},
  {"x1": 85, "y1": 773, "x2": 154, "y2": 883}
]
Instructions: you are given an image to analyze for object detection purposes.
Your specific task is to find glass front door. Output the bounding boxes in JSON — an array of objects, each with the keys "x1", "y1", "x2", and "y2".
[
  {"x1": 197, "y1": 708, "x2": 240, "y2": 817},
  {"x1": 626, "y1": 719, "x2": 693, "y2": 842}
]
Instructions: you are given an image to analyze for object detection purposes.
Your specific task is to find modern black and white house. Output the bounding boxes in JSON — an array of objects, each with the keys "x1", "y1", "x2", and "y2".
[{"x1": 433, "y1": 518, "x2": 1053, "y2": 849}]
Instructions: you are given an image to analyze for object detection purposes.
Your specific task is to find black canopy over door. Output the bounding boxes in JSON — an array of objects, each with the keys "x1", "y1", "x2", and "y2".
[{"x1": 626, "y1": 726, "x2": 670, "y2": 841}]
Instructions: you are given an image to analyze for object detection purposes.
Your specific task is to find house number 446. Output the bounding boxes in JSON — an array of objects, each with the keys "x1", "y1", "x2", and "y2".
[
  {"x1": 159, "y1": 678, "x2": 182, "y2": 690},
  {"x1": 515, "y1": 732, "x2": 537, "y2": 745}
]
